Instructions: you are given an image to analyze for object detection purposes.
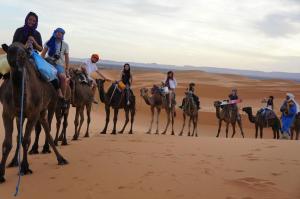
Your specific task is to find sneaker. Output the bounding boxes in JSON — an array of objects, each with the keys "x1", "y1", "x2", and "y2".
[{"x1": 281, "y1": 133, "x2": 290, "y2": 140}]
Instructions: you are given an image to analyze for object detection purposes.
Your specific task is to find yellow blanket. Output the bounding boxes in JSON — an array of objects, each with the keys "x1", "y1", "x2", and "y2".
[{"x1": 0, "y1": 54, "x2": 10, "y2": 74}]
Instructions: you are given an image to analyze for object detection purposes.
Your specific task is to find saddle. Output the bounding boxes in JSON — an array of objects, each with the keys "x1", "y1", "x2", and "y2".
[
  {"x1": 258, "y1": 108, "x2": 276, "y2": 120},
  {"x1": 151, "y1": 85, "x2": 162, "y2": 95}
]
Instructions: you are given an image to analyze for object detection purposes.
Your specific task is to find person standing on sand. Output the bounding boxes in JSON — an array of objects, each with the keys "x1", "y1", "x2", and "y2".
[
  {"x1": 165, "y1": 71, "x2": 177, "y2": 108},
  {"x1": 41, "y1": 28, "x2": 69, "y2": 105},
  {"x1": 12, "y1": 11, "x2": 43, "y2": 52},
  {"x1": 280, "y1": 93, "x2": 299, "y2": 139}
]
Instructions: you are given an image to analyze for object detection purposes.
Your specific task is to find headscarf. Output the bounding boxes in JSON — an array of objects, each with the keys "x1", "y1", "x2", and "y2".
[
  {"x1": 287, "y1": 93, "x2": 300, "y2": 113},
  {"x1": 46, "y1": 28, "x2": 65, "y2": 57},
  {"x1": 23, "y1": 12, "x2": 38, "y2": 40},
  {"x1": 123, "y1": 63, "x2": 131, "y2": 75}
]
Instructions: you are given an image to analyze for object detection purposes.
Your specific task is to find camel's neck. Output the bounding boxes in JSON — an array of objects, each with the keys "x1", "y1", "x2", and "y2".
[
  {"x1": 98, "y1": 84, "x2": 106, "y2": 103},
  {"x1": 215, "y1": 106, "x2": 221, "y2": 119},
  {"x1": 246, "y1": 109, "x2": 256, "y2": 123},
  {"x1": 142, "y1": 94, "x2": 152, "y2": 106}
]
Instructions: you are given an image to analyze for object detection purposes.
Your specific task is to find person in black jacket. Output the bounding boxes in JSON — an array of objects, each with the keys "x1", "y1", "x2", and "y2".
[
  {"x1": 13, "y1": 11, "x2": 43, "y2": 52},
  {"x1": 120, "y1": 63, "x2": 133, "y2": 105},
  {"x1": 179, "y1": 83, "x2": 200, "y2": 110}
]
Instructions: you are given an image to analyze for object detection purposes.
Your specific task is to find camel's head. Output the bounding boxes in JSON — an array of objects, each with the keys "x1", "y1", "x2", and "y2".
[
  {"x1": 2, "y1": 43, "x2": 31, "y2": 73},
  {"x1": 140, "y1": 88, "x2": 148, "y2": 97},
  {"x1": 213, "y1": 101, "x2": 222, "y2": 108},
  {"x1": 96, "y1": 79, "x2": 105, "y2": 89},
  {"x1": 242, "y1": 107, "x2": 252, "y2": 113}
]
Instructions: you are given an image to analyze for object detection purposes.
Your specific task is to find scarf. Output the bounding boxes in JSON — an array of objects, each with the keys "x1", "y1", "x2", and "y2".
[{"x1": 46, "y1": 28, "x2": 65, "y2": 57}]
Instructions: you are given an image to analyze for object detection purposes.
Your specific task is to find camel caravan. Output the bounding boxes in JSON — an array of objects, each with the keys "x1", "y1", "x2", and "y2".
[{"x1": 0, "y1": 11, "x2": 300, "y2": 184}]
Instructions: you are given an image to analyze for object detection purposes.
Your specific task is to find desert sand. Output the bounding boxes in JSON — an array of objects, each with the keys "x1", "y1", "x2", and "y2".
[{"x1": 0, "y1": 62, "x2": 300, "y2": 199}]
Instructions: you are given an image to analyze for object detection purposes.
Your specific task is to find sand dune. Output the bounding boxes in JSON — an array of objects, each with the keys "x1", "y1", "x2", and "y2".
[{"x1": 0, "y1": 65, "x2": 300, "y2": 198}]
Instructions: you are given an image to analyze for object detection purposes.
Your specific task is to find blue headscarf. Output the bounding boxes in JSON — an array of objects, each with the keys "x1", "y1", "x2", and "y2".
[
  {"x1": 23, "y1": 12, "x2": 38, "y2": 40},
  {"x1": 46, "y1": 28, "x2": 65, "y2": 57}
]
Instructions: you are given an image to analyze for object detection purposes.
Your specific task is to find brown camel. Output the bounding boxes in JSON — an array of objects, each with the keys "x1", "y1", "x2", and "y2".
[
  {"x1": 140, "y1": 86, "x2": 164, "y2": 134},
  {"x1": 213, "y1": 101, "x2": 244, "y2": 138},
  {"x1": 69, "y1": 69, "x2": 94, "y2": 140},
  {"x1": 179, "y1": 91, "x2": 199, "y2": 137},
  {"x1": 242, "y1": 107, "x2": 280, "y2": 139},
  {"x1": 0, "y1": 43, "x2": 67, "y2": 183},
  {"x1": 97, "y1": 79, "x2": 135, "y2": 134}
]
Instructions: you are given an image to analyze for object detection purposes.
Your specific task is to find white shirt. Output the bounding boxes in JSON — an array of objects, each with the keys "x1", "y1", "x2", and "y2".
[
  {"x1": 83, "y1": 59, "x2": 98, "y2": 75},
  {"x1": 167, "y1": 79, "x2": 177, "y2": 89},
  {"x1": 45, "y1": 40, "x2": 69, "y2": 66}
]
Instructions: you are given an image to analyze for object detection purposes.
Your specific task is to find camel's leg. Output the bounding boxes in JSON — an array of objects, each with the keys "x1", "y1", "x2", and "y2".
[
  {"x1": 119, "y1": 109, "x2": 129, "y2": 134},
  {"x1": 272, "y1": 126, "x2": 276, "y2": 139},
  {"x1": 237, "y1": 119, "x2": 244, "y2": 138},
  {"x1": 162, "y1": 109, "x2": 170, "y2": 135},
  {"x1": 8, "y1": 118, "x2": 23, "y2": 167},
  {"x1": 111, "y1": 108, "x2": 119, "y2": 135},
  {"x1": 73, "y1": 107, "x2": 81, "y2": 140},
  {"x1": 101, "y1": 106, "x2": 110, "y2": 134},
  {"x1": 20, "y1": 116, "x2": 40, "y2": 175},
  {"x1": 290, "y1": 128, "x2": 294, "y2": 140},
  {"x1": 255, "y1": 124, "x2": 258, "y2": 139},
  {"x1": 54, "y1": 109, "x2": 62, "y2": 146},
  {"x1": 259, "y1": 126, "x2": 263, "y2": 139},
  {"x1": 29, "y1": 121, "x2": 41, "y2": 155},
  {"x1": 296, "y1": 129, "x2": 299, "y2": 140},
  {"x1": 0, "y1": 112, "x2": 14, "y2": 183},
  {"x1": 42, "y1": 109, "x2": 55, "y2": 154},
  {"x1": 77, "y1": 107, "x2": 85, "y2": 138},
  {"x1": 231, "y1": 122, "x2": 237, "y2": 138},
  {"x1": 155, "y1": 108, "x2": 161, "y2": 134},
  {"x1": 147, "y1": 106, "x2": 155, "y2": 134},
  {"x1": 84, "y1": 104, "x2": 92, "y2": 138},
  {"x1": 39, "y1": 110, "x2": 68, "y2": 165},
  {"x1": 179, "y1": 113, "x2": 186, "y2": 136},
  {"x1": 188, "y1": 116, "x2": 192, "y2": 136},
  {"x1": 171, "y1": 108, "x2": 175, "y2": 135},
  {"x1": 61, "y1": 109, "x2": 70, "y2": 145},
  {"x1": 225, "y1": 122, "x2": 229, "y2": 138},
  {"x1": 194, "y1": 115, "x2": 198, "y2": 137},
  {"x1": 129, "y1": 107, "x2": 135, "y2": 134},
  {"x1": 216, "y1": 120, "x2": 222, "y2": 138}
]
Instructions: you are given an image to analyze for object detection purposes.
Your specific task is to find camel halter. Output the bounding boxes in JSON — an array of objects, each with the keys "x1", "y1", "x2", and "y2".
[{"x1": 14, "y1": 64, "x2": 26, "y2": 196}]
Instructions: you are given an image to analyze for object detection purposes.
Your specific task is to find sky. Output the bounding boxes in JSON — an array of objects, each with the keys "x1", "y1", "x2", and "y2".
[{"x1": 1, "y1": 0, "x2": 300, "y2": 73}]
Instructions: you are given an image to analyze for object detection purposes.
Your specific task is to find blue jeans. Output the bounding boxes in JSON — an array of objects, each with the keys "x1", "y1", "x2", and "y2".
[{"x1": 55, "y1": 64, "x2": 65, "y2": 74}]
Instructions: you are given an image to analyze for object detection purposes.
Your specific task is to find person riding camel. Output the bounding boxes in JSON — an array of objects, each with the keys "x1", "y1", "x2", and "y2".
[
  {"x1": 120, "y1": 63, "x2": 133, "y2": 106},
  {"x1": 179, "y1": 82, "x2": 200, "y2": 110},
  {"x1": 228, "y1": 88, "x2": 241, "y2": 120},
  {"x1": 80, "y1": 53, "x2": 107, "y2": 103},
  {"x1": 41, "y1": 28, "x2": 69, "y2": 106},
  {"x1": 280, "y1": 93, "x2": 299, "y2": 139},
  {"x1": 13, "y1": 11, "x2": 43, "y2": 52},
  {"x1": 262, "y1": 96, "x2": 274, "y2": 110},
  {"x1": 165, "y1": 71, "x2": 177, "y2": 108}
]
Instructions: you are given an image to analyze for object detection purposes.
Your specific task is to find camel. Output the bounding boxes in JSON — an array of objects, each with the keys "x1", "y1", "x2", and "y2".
[
  {"x1": 242, "y1": 107, "x2": 280, "y2": 139},
  {"x1": 179, "y1": 91, "x2": 199, "y2": 137},
  {"x1": 140, "y1": 86, "x2": 164, "y2": 134},
  {"x1": 213, "y1": 101, "x2": 244, "y2": 138},
  {"x1": 97, "y1": 79, "x2": 135, "y2": 134},
  {"x1": 69, "y1": 69, "x2": 93, "y2": 140},
  {"x1": 0, "y1": 43, "x2": 67, "y2": 183}
]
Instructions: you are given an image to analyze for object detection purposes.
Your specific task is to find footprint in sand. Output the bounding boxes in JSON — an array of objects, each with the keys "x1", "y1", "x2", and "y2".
[
  {"x1": 235, "y1": 169, "x2": 245, "y2": 173},
  {"x1": 242, "y1": 197, "x2": 254, "y2": 199},
  {"x1": 50, "y1": 176, "x2": 56, "y2": 180},
  {"x1": 230, "y1": 177, "x2": 276, "y2": 191},
  {"x1": 266, "y1": 145, "x2": 277, "y2": 149},
  {"x1": 271, "y1": 172, "x2": 281, "y2": 176}
]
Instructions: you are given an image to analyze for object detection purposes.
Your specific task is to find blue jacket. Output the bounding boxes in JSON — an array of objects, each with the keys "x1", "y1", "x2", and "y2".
[{"x1": 281, "y1": 102, "x2": 297, "y2": 134}]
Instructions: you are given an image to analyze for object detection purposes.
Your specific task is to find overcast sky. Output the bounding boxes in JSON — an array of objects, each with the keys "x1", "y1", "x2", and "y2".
[{"x1": 1, "y1": 0, "x2": 300, "y2": 72}]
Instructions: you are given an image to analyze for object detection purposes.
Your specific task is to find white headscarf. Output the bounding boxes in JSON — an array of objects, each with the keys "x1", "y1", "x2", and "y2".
[{"x1": 287, "y1": 93, "x2": 300, "y2": 113}]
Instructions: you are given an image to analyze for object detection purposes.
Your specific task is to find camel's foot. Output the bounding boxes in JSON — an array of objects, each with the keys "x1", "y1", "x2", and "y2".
[
  {"x1": 57, "y1": 157, "x2": 69, "y2": 165},
  {"x1": 111, "y1": 130, "x2": 117, "y2": 135},
  {"x1": 20, "y1": 163, "x2": 33, "y2": 176},
  {"x1": 72, "y1": 135, "x2": 79, "y2": 141},
  {"x1": 161, "y1": 131, "x2": 166, "y2": 135},
  {"x1": 0, "y1": 176, "x2": 5, "y2": 184},
  {"x1": 100, "y1": 130, "x2": 107, "y2": 134},
  {"x1": 179, "y1": 132, "x2": 183, "y2": 136},
  {"x1": 42, "y1": 146, "x2": 51, "y2": 154},
  {"x1": 118, "y1": 130, "x2": 124, "y2": 134},
  {"x1": 54, "y1": 139, "x2": 58, "y2": 146},
  {"x1": 146, "y1": 131, "x2": 151, "y2": 134},
  {"x1": 84, "y1": 133, "x2": 90, "y2": 138},
  {"x1": 62, "y1": 140, "x2": 68, "y2": 146},
  {"x1": 155, "y1": 132, "x2": 159, "y2": 135},
  {"x1": 7, "y1": 158, "x2": 19, "y2": 168},
  {"x1": 29, "y1": 146, "x2": 39, "y2": 155},
  {"x1": 58, "y1": 134, "x2": 64, "y2": 141},
  {"x1": 128, "y1": 130, "x2": 133, "y2": 134},
  {"x1": 188, "y1": 133, "x2": 191, "y2": 136}
]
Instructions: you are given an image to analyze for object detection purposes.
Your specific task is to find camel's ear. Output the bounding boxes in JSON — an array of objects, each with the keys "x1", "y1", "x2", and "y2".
[{"x1": 1, "y1": 44, "x2": 8, "y2": 53}]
